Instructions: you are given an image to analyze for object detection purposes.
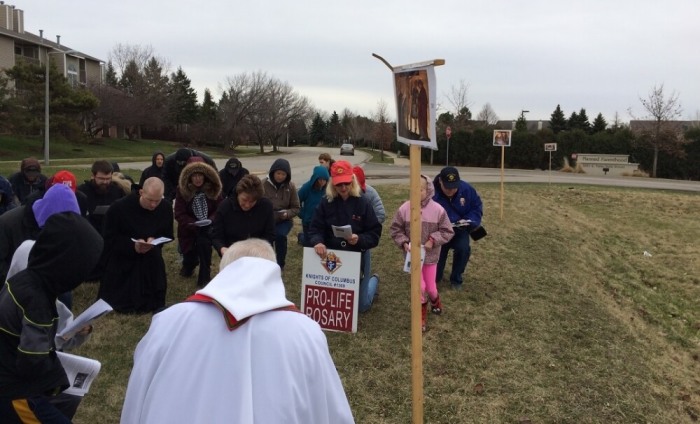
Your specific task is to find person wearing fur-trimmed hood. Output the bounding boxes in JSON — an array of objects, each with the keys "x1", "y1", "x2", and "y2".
[{"x1": 175, "y1": 158, "x2": 223, "y2": 287}]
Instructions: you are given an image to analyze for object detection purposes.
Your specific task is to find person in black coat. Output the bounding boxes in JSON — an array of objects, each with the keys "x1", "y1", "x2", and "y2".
[
  {"x1": 8, "y1": 157, "x2": 47, "y2": 205},
  {"x1": 308, "y1": 160, "x2": 382, "y2": 312},
  {"x1": 0, "y1": 210, "x2": 103, "y2": 422},
  {"x1": 98, "y1": 178, "x2": 173, "y2": 314},
  {"x1": 211, "y1": 174, "x2": 275, "y2": 257},
  {"x1": 219, "y1": 157, "x2": 249, "y2": 198},
  {"x1": 139, "y1": 151, "x2": 165, "y2": 188},
  {"x1": 162, "y1": 148, "x2": 217, "y2": 202},
  {"x1": 77, "y1": 160, "x2": 127, "y2": 235}
]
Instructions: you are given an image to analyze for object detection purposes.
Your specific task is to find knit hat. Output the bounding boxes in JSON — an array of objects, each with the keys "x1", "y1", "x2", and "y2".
[
  {"x1": 32, "y1": 184, "x2": 80, "y2": 228},
  {"x1": 330, "y1": 160, "x2": 353, "y2": 185},
  {"x1": 352, "y1": 166, "x2": 366, "y2": 191},
  {"x1": 51, "y1": 170, "x2": 77, "y2": 193}
]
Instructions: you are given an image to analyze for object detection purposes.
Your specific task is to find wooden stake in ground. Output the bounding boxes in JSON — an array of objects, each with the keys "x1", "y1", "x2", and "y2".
[
  {"x1": 372, "y1": 53, "x2": 443, "y2": 424},
  {"x1": 500, "y1": 145, "x2": 505, "y2": 220}
]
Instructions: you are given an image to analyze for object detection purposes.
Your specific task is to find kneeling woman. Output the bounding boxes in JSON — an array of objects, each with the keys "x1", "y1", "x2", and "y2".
[
  {"x1": 211, "y1": 174, "x2": 275, "y2": 257},
  {"x1": 308, "y1": 160, "x2": 382, "y2": 312}
]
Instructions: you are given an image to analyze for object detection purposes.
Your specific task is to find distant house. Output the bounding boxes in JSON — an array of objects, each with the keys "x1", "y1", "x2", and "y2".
[
  {"x1": 629, "y1": 120, "x2": 697, "y2": 134},
  {"x1": 495, "y1": 120, "x2": 551, "y2": 132},
  {"x1": 0, "y1": 2, "x2": 103, "y2": 87}
]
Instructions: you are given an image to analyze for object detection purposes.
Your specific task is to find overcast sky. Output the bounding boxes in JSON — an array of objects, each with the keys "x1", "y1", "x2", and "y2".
[{"x1": 18, "y1": 0, "x2": 699, "y2": 124}]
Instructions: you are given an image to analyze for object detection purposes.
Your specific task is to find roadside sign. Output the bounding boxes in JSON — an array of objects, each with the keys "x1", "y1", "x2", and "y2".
[
  {"x1": 301, "y1": 248, "x2": 360, "y2": 333},
  {"x1": 544, "y1": 143, "x2": 557, "y2": 152},
  {"x1": 446, "y1": 126, "x2": 452, "y2": 139},
  {"x1": 493, "y1": 130, "x2": 511, "y2": 147}
]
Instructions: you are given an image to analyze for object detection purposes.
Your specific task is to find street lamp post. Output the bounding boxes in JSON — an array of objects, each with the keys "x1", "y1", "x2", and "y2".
[{"x1": 44, "y1": 49, "x2": 76, "y2": 165}]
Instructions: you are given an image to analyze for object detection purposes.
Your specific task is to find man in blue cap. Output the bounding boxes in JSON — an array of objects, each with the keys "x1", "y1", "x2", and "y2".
[{"x1": 432, "y1": 167, "x2": 483, "y2": 290}]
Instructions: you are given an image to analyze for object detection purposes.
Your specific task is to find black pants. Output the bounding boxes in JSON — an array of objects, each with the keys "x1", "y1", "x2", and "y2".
[{"x1": 182, "y1": 227, "x2": 213, "y2": 286}]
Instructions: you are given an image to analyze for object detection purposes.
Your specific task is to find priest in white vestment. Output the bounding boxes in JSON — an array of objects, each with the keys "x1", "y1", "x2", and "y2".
[{"x1": 121, "y1": 238, "x2": 354, "y2": 424}]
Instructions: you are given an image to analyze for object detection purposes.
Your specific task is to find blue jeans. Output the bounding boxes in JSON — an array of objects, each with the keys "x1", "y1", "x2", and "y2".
[
  {"x1": 436, "y1": 227, "x2": 471, "y2": 287},
  {"x1": 274, "y1": 220, "x2": 293, "y2": 269},
  {"x1": 358, "y1": 250, "x2": 378, "y2": 312}
]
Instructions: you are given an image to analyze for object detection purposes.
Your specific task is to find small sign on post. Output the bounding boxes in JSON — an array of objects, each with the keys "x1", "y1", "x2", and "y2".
[
  {"x1": 493, "y1": 130, "x2": 512, "y2": 220},
  {"x1": 301, "y1": 248, "x2": 360, "y2": 333},
  {"x1": 544, "y1": 143, "x2": 557, "y2": 184}
]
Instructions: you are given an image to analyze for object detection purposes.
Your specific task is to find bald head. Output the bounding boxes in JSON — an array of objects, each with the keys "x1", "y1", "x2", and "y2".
[{"x1": 139, "y1": 177, "x2": 164, "y2": 210}]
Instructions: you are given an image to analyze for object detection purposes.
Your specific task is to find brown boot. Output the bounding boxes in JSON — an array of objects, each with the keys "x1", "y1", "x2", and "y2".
[
  {"x1": 421, "y1": 302, "x2": 428, "y2": 332},
  {"x1": 430, "y1": 295, "x2": 443, "y2": 315}
]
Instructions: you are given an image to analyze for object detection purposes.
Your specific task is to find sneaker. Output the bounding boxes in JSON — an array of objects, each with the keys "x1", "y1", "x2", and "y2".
[
  {"x1": 451, "y1": 284, "x2": 463, "y2": 291},
  {"x1": 430, "y1": 295, "x2": 443, "y2": 315}
]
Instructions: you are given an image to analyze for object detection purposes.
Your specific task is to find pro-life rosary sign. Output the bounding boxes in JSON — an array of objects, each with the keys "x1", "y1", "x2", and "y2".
[{"x1": 301, "y1": 248, "x2": 361, "y2": 333}]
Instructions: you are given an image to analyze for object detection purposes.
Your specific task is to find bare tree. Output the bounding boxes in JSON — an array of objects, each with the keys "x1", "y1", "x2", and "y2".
[
  {"x1": 220, "y1": 71, "x2": 312, "y2": 153},
  {"x1": 248, "y1": 77, "x2": 312, "y2": 153},
  {"x1": 372, "y1": 99, "x2": 393, "y2": 160},
  {"x1": 219, "y1": 71, "x2": 268, "y2": 149},
  {"x1": 108, "y1": 44, "x2": 155, "y2": 76},
  {"x1": 629, "y1": 84, "x2": 684, "y2": 177},
  {"x1": 476, "y1": 103, "x2": 499, "y2": 126},
  {"x1": 444, "y1": 79, "x2": 472, "y2": 116}
]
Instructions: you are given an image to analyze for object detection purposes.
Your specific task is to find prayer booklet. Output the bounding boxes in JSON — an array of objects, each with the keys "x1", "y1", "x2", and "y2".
[
  {"x1": 452, "y1": 219, "x2": 472, "y2": 228},
  {"x1": 57, "y1": 352, "x2": 101, "y2": 397},
  {"x1": 92, "y1": 205, "x2": 110, "y2": 215},
  {"x1": 331, "y1": 225, "x2": 352, "y2": 239},
  {"x1": 403, "y1": 245, "x2": 426, "y2": 273},
  {"x1": 131, "y1": 237, "x2": 173, "y2": 246},
  {"x1": 57, "y1": 298, "x2": 113, "y2": 340}
]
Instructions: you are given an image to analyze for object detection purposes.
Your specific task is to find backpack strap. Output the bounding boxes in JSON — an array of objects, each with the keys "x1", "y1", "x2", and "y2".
[{"x1": 186, "y1": 293, "x2": 300, "y2": 331}]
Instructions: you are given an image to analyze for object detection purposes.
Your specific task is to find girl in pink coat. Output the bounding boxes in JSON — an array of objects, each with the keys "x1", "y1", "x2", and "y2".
[{"x1": 390, "y1": 174, "x2": 454, "y2": 331}]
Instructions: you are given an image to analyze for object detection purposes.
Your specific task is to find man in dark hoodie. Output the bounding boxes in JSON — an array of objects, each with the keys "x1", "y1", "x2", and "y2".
[
  {"x1": 0, "y1": 202, "x2": 103, "y2": 422},
  {"x1": 8, "y1": 157, "x2": 47, "y2": 205},
  {"x1": 218, "y1": 157, "x2": 249, "y2": 198},
  {"x1": 138, "y1": 152, "x2": 165, "y2": 188},
  {"x1": 262, "y1": 159, "x2": 300, "y2": 271}
]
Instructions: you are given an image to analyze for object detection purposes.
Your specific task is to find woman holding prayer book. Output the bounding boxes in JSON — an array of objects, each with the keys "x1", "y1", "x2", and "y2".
[
  {"x1": 174, "y1": 158, "x2": 222, "y2": 287},
  {"x1": 307, "y1": 160, "x2": 382, "y2": 313}
]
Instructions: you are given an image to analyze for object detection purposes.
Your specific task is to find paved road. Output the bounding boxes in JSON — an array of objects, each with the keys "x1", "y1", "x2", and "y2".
[{"x1": 121, "y1": 146, "x2": 700, "y2": 192}]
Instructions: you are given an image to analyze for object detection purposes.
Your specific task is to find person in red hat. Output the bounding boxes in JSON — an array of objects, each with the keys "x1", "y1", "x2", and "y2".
[{"x1": 308, "y1": 160, "x2": 382, "y2": 312}]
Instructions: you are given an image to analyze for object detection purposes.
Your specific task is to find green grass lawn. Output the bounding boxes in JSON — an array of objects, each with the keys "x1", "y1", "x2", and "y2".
[{"x1": 64, "y1": 182, "x2": 700, "y2": 423}]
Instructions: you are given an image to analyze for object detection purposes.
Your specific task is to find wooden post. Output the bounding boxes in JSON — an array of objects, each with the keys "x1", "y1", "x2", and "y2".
[
  {"x1": 408, "y1": 143, "x2": 423, "y2": 423},
  {"x1": 372, "y1": 53, "x2": 444, "y2": 424},
  {"x1": 500, "y1": 145, "x2": 505, "y2": 220}
]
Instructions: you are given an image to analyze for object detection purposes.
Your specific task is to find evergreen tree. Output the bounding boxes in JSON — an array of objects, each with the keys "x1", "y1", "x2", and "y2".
[
  {"x1": 170, "y1": 67, "x2": 199, "y2": 129},
  {"x1": 309, "y1": 113, "x2": 326, "y2": 146},
  {"x1": 549, "y1": 104, "x2": 567, "y2": 133},
  {"x1": 515, "y1": 115, "x2": 528, "y2": 132},
  {"x1": 327, "y1": 111, "x2": 343, "y2": 146},
  {"x1": 591, "y1": 113, "x2": 607, "y2": 133},
  {"x1": 567, "y1": 111, "x2": 579, "y2": 130},
  {"x1": 105, "y1": 61, "x2": 119, "y2": 87},
  {"x1": 577, "y1": 108, "x2": 591, "y2": 133}
]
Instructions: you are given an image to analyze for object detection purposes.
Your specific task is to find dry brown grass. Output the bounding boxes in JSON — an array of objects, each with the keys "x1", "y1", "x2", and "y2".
[{"x1": 69, "y1": 183, "x2": 700, "y2": 423}]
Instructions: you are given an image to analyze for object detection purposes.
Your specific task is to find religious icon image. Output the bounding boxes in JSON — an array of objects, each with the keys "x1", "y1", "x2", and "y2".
[{"x1": 493, "y1": 130, "x2": 512, "y2": 147}]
